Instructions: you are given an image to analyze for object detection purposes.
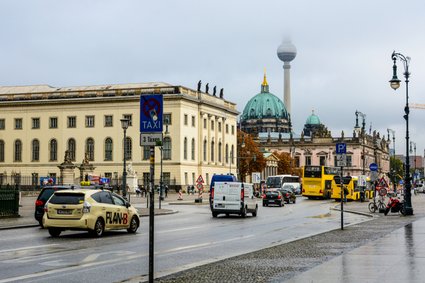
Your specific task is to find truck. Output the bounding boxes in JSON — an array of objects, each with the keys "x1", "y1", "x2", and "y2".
[{"x1": 211, "y1": 182, "x2": 258, "y2": 218}]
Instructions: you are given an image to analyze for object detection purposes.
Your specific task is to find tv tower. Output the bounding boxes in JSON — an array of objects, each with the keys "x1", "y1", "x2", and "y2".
[{"x1": 277, "y1": 40, "x2": 297, "y2": 115}]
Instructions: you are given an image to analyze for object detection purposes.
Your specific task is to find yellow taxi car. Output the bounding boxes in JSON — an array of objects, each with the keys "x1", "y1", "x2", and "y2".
[{"x1": 43, "y1": 189, "x2": 140, "y2": 237}]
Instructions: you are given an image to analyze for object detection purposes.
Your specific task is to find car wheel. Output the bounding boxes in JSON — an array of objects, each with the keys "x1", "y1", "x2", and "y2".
[
  {"x1": 127, "y1": 216, "x2": 139, "y2": 233},
  {"x1": 90, "y1": 218, "x2": 104, "y2": 237},
  {"x1": 48, "y1": 228, "x2": 61, "y2": 237},
  {"x1": 252, "y1": 206, "x2": 258, "y2": 217},
  {"x1": 241, "y1": 206, "x2": 247, "y2": 218},
  {"x1": 279, "y1": 202, "x2": 282, "y2": 207},
  {"x1": 212, "y1": 211, "x2": 218, "y2": 218},
  {"x1": 293, "y1": 198, "x2": 296, "y2": 204}
]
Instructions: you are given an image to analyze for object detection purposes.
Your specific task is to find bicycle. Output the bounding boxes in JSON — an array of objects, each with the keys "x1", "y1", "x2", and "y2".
[{"x1": 368, "y1": 196, "x2": 386, "y2": 213}]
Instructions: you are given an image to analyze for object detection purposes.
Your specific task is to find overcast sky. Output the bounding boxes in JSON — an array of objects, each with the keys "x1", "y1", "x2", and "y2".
[{"x1": 1, "y1": 0, "x2": 425, "y2": 157}]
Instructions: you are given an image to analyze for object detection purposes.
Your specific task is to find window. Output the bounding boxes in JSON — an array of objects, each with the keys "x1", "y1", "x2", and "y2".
[
  {"x1": 104, "y1": 115, "x2": 113, "y2": 127},
  {"x1": 105, "y1": 138, "x2": 113, "y2": 161},
  {"x1": 225, "y1": 144, "x2": 229, "y2": 163},
  {"x1": 191, "y1": 138, "x2": 195, "y2": 160},
  {"x1": 143, "y1": 173, "x2": 150, "y2": 186},
  {"x1": 124, "y1": 137, "x2": 132, "y2": 161},
  {"x1": 86, "y1": 116, "x2": 95, "y2": 128},
  {"x1": 15, "y1": 118, "x2": 22, "y2": 130},
  {"x1": 218, "y1": 142, "x2": 222, "y2": 162},
  {"x1": 218, "y1": 122, "x2": 222, "y2": 132},
  {"x1": 0, "y1": 140, "x2": 4, "y2": 162},
  {"x1": 305, "y1": 156, "x2": 312, "y2": 166},
  {"x1": 14, "y1": 140, "x2": 22, "y2": 161},
  {"x1": 163, "y1": 137, "x2": 171, "y2": 160},
  {"x1": 32, "y1": 139, "x2": 40, "y2": 161},
  {"x1": 68, "y1": 116, "x2": 76, "y2": 128},
  {"x1": 231, "y1": 145, "x2": 234, "y2": 164},
  {"x1": 32, "y1": 118, "x2": 40, "y2": 129},
  {"x1": 320, "y1": 156, "x2": 326, "y2": 166},
  {"x1": 231, "y1": 125, "x2": 235, "y2": 135},
  {"x1": 0, "y1": 119, "x2": 5, "y2": 130},
  {"x1": 226, "y1": 124, "x2": 229, "y2": 134},
  {"x1": 163, "y1": 113, "x2": 172, "y2": 125},
  {"x1": 203, "y1": 118, "x2": 207, "y2": 129},
  {"x1": 86, "y1": 138, "x2": 95, "y2": 161},
  {"x1": 49, "y1": 117, "x2": 58, "y2": 129},
  {"x1": 211, "y1": 121, "x2": 214, "y2": 130},
  {"x1": 184, "y1": 114, "x2": 188, "y2": 125},
  {"x1": 163, "y1": 172, "x2": 171, "y2": 185},
  {"x1": 143, "y1": 146, "x2": 150, "y2": 160},
  {"x1": 50, "y1": 139, "x2": 58, "y2": 161},
  {"x1": 203, "y1": 139, "x2": 207, "y2": 161},
  {"x1": 67, "y1": 138, "x2": 76, "y2": 161},
  {"x1": 295, "y1": 156, "x2": 300, "y2": 167},
  {"x1": 192, "y1": 172, "x2": 195, "y2": 184},
  {"x1": 184, "y1": 137, "x2": 188, "y2": 160},
  {"x1": 123, "y1": 114, "x2": 132, "y2": 126},
  {"x1": 184, "y1": 172, "x2": 188, "y2": 185},
  {"x1": 211, "y1": 140, "x2": 215, "y2": 162},
  {"x1": 347, "y1": 155, "x2": 353, "y2": 167},
  {"x1": 191, "y1": 116, "x2": 195, "y2": 127}
]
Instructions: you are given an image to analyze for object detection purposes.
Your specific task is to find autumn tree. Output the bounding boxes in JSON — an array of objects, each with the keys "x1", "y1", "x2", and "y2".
[
  {"x1": 237, "y1": 130, "x2": 266, "y2": 181},
  {"x1": 273, "y1": 150, "x2": 302, "y2": 177}
]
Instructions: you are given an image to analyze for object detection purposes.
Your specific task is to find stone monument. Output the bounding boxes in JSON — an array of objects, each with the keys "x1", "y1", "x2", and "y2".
[{"x1": 57, "y1": 150, "x2": 76, "y2": 185}]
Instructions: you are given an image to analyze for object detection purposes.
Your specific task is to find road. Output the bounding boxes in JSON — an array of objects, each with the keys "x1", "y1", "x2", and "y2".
[{"x1": 0, "y1": 198, "x2": 369, "y2": 282}]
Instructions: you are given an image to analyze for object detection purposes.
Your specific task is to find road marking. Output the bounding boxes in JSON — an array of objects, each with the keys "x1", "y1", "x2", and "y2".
[{"x1": 0, "y1": 244, "x2": 59, "y2": 254}]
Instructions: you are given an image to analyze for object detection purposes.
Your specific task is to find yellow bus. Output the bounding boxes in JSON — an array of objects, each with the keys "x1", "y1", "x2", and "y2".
[
  {"x1": 302, "y1": 166, "x2": 340, "y2": 199},
  {"x1": 331, "y1": 176, "x2": 372, "y2": 201}
]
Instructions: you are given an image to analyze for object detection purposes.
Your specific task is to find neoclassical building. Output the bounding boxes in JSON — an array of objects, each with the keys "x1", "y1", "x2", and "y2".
[{"x1": 0, "y1": 82, "x2": 239, "y2": 188}]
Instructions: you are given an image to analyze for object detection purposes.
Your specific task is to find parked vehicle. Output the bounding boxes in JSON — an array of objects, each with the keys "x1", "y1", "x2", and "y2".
[
  {"x1": 384, "y1": 197, "x2": 405, "y2": 216},
  {"x1": 43, "y1": 188, "x2": 140, "y2": 237},
  {"x1": 282, "y1": 183, "x2": 300, "y2": 195},
  {"x1": 211, "y1": 182, "x2": 257, "y2": 218},
  {"x1": 416, "y1": 183, "x2": 424, "y2": 193},
  {"x1": 34, "y1": 185, "x2": 79, "y2": 226},
  {"x1": 209, "y1": 174, "x2": 237, "y2": 209},
  {"x1": 262, "y1": 191, "x2": 283, "y2": 207},
  {"x1": 278, "y1": 187, "x2": 297, "y2": 204}
]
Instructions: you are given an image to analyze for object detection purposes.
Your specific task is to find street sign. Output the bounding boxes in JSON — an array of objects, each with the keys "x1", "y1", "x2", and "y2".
[
  {"x1": 336, "y1": 154, "x2": 346, "y2": 167},
  {"x1": 376, "y1": 176, "x2": 389, "y2": 188},
  {"x1": 196, "y1": 175, "x2": 204, "y2": 183},
  {"x1": 140, "y1": 94, "x2": 163, "y2": 133},
  {"x1": 252, "y1": 172, "x2": 261, "y2": 184},
  {"x1": 369, "y1": 163, "x2": 378, "y2": 171},
  {"x1": 196, "y1": 183, "x2": 203, "y2": 190},
  {"x1": 370, "y1": 171, "x2": 379, "y2": 182},
  {"x1": 140, "y1": 133, "x2": 163, "y2": 146},
  {"x1": 358, "y1": 175, "x2": 367, "y2": 187},
  {"x1": 336, "y1": 143, "x2": 346, "y2": 154}
]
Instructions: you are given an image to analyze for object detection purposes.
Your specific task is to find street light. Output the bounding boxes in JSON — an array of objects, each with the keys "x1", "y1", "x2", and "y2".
[
  {"x1": 389, "y1": 51, "x2": 413, "y2": 215},
  {"x1": 120, "y1": 118, "x2": 130, "y2": 200}
]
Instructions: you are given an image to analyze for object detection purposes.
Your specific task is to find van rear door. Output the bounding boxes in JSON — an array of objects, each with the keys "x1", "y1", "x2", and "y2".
[{"x1": 213, "y1": 182, "x2": 242, "y2": 211}]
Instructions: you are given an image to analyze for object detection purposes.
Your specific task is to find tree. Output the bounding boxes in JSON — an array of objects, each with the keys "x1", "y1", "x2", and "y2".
[
  {"x1": 273, "y1": 150, "x2": 302, "y2": 177},
  {"x1": 389, "y1": 156, "x2": 404, "y2": 184},
  {"x1": 237, "y1": 130, "x2": 266, "y2": 181}
]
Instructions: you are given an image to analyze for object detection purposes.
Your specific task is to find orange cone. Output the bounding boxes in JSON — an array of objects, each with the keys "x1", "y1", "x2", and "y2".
[{"x1": 178, "y1": 189, "x2": 183, "y2": 200}]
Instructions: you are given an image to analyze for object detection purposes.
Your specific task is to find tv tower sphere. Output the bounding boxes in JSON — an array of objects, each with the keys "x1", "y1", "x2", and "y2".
[{"x1": 277, "y1": 41, "x2": 297, "y2": 62}]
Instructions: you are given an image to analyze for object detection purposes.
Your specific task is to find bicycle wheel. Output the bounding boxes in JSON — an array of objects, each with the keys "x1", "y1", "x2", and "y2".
[
  {"x1": 378, "y1": 201, "x2": 386, "y2": 212},
  {"x1": 368, "y1": 202, "x2": 377, "y2": 213}
]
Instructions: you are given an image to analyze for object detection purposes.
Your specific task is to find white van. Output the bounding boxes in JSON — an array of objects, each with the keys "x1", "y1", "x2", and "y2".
[{"x1": 211, "y1": 182, "x2": 258, "y2": 218}]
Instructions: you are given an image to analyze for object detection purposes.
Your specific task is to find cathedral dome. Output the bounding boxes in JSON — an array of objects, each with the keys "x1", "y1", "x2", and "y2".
[
  {"x1": 241, "y1": 74, "x2": 289, "y2": 120},
  {"x1": 305, "y1": 111, "x2": 321, "y2": 125}
]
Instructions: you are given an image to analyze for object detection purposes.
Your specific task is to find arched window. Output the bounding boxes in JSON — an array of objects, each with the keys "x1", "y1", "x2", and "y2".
[
  {"x1": 203, "y1": 139, "x2": 207, "y2": 162},
  {"x1": 0, "y1": 140, "x2": 4, "y2": 162},
  {"x1": 32, "y1": 139, "x2": 40, "y2": 161},
  {"x1": 231, "y1": 145, "x2": 235, "y2": 164},
  {"x1": 191, "y1": 138, "x2": 195, "y2": 160},
  {"x1": 211, "y1": 140, "x2": 215, "y2": 162},
  {"x1": 218, "y1": 142, "x2": 222, "y2": 163},
  {"x1": 86, "y1": 138, "x2": 95, "y2": 161},
  {"x1": 67, "y1": 138, "x2": 76, "y2": 161},
  {"x1": 50, "y1": 139, "x2": 57, "y2": 161},
  {"x1": 163, "y1": 137, "x2": 171, "y2": 160},
  {"x1": 14, "y1": 140, "x2": 22, "y2": 162},
  {"x1": 183, "y1": 137, "x2": 188, "y2": 160},
  {"x1": 124, "y1": 137, "x2": 132, "y2": 161},
  {"x1": 105, "y1": 138, "x2": 113, "y2": 161}
]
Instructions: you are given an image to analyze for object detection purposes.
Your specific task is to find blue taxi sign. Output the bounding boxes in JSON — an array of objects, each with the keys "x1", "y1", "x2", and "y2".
[{"x1": 140, "y1": 94, "x2": 163, "y2": 133}]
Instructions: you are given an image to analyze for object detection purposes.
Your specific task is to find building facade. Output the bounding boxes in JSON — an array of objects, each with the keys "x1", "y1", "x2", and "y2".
[{"x1": 0, "y1": 82, "x2": 239, "y2": 188}]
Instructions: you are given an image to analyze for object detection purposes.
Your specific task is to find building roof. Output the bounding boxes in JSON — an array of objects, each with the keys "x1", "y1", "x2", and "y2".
[{"x1": 305, "y1": 110, "x2": 321, "y2": 125}]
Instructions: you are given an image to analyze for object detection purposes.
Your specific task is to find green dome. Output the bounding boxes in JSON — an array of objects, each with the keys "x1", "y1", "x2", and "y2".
[
  {"x1": 241, "y1": 74, "x2": 289, "y2": 121},
  {"x1": 306, "y1": 112, "x2": 321, "y2": 125}
]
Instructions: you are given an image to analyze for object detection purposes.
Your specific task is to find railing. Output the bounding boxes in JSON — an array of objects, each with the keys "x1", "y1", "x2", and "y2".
[{"x1": 0, "y1": 186, "x2": 19, "y2": 217}]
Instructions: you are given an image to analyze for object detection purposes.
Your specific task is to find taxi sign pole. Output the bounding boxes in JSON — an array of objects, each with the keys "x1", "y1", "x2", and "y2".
[
  {"x1": 336, "y1": 143, "x2": 346, "y2": 231},
  {"x1": 149, "y1": 146, "x2": 155, "y2": 283},
  {"x1": 340, "y1": 165, "x2": 344, "y2": 230}
]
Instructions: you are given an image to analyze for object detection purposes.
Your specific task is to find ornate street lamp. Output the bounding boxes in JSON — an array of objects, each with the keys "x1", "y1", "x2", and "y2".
[
  {"x1": 120, "y1": 118, "x2": 130, "y2": 200},
  {"x1": 389, "y1": 51, "x2": 413, "y2": 215}
]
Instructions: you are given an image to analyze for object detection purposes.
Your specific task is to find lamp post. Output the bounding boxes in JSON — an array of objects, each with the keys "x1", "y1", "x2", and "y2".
[
  {"x1": 389, "y1": 51, "x2": 413, "y2": 215},
  {"x1": 388, "y1": 128, "x2": 396, "y2": 195},
  {"x1": 120, "y1": 118, "x2": 130, "y2": 200}
]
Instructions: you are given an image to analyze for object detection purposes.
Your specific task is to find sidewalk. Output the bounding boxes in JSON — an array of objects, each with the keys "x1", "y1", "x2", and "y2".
[{"x1": 0, "y1": 191, "x2": 206, "y2": 230}]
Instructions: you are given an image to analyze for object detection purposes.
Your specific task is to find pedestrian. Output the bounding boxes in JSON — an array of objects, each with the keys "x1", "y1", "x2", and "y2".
[
  {"x1": 136, "y1": 187, "x2": 141, "y2": 197},
  {"x1": 191, "y1": 185, "x2": 195, "y2": 195},
  {"x1": 165, "y1": 185, "x2": 168, "y2": 198}
]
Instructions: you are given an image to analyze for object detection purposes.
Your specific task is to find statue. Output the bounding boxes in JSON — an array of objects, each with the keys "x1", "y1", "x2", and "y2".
[
  {"x1": 205, "y1": 83, "x2": 209, "y2": 94},
  {"x1": 219, "y1": 88, "x2": 224, "y2": 98},
  {"x1": 126, "y1": 162, "x2": 135, "y2": 176},
  {"x1": 64, "y1": 150, "x2": 71, "y2": 163},
  {"x1": 341, "y1": 130, "x2": 345, "y2": 139},
  {"x1": 82, "y1": 152, "x2": 90, "y2": 165},
  {"x1": 213, "y1": 86, "x2": 216, "y2": 96},
  {"x1": 197, "y1": 80, "x2": 202, "y2": 92}
]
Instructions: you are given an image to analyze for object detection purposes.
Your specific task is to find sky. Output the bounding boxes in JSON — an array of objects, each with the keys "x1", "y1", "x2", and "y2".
[{"x1": 1, "y1": 0, "x2": 425, "y2": 157}]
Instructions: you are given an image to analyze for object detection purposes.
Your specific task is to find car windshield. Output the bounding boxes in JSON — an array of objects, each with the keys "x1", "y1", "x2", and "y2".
[{"x1": 49, "y1": 193, "x2": 85, "y2": 205}]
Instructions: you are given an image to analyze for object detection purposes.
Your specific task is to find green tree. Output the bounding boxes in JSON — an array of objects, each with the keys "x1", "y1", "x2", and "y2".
[{"x1": 389, "y1": 156, "x2": 404, "y2": 184}]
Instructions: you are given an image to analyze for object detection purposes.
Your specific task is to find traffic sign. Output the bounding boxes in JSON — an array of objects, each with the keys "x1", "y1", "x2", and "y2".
[
  {"x1": 196, "y1": 175, "x2": 204, "y2": 183},
  {"x1": 336, "y1": 143, "x2": 346, "y2": 154},
  {"x1": 196, "y1": 183, "x2": 203, "y2": 190},
  {"x1": 376, "y1": 176, "x2": 389, "y2": 188},
  {"x1": 358, "y1": 175, "x2": 367, "y2": 187},
  {"x1": 336, "y1": 154, "x2": 346, "y2": 167},
  {"x1": 140, "y1": 94, "x2": 163, "y2": 133},
  {"x1": 140, "y1": 133, "x2": 163, "y2": 146},
  {"x1": 252, "y1": 172, "x2": 261, "y2": 184},
  {"x1": 369, "y1": 163, "x2": 378, "y2": 171}
]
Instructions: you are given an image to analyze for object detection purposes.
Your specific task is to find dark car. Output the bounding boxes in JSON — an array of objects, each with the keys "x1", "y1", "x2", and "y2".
[
  {"x1": 278, "y1": 188, "x2": 296, "y2": 204},
  {"x1": 262, "y1": 190, "x2": 283, "y2": 207},
  {"x1": 34, "y1": 185, "x2": 78, "y2": 226}
]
